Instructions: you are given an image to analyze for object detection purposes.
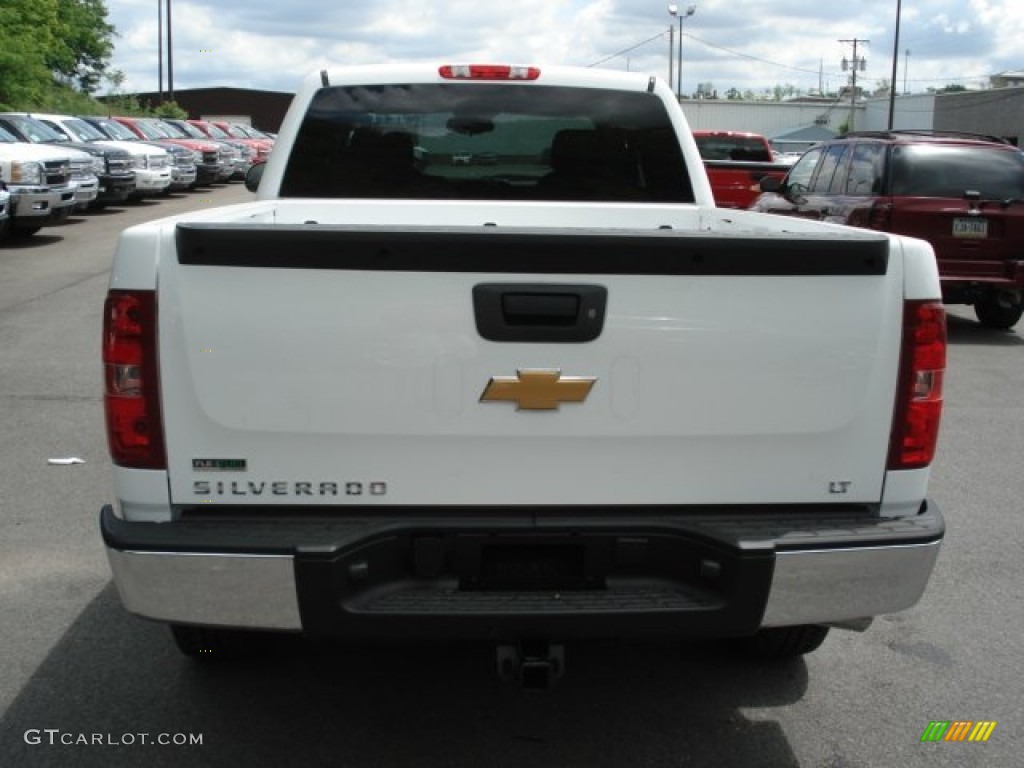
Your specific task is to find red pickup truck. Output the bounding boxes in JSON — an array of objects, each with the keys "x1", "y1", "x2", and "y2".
[{"x1": 694, "y1": 130, "x2": 790, "y2": 209}]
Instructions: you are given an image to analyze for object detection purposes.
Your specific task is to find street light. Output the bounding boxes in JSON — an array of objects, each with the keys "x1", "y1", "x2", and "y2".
[
  {"x1": 668, "y1": 4, "x2": 696, "y2": 101},
  {"x1": 887, "y1": 0, "x2": 902, "y2": 129},
  {"x1": 158, "y1": 0, "x2": 163, "y2": 102}
]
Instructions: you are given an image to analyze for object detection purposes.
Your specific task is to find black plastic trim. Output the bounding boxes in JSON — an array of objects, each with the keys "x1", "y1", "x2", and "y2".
[
  {"x1": 174, "y1": 223, "x2": 890, "y2": 276},
  {"x1": 103, "y1": 500, "x2": 943, "y2": 556},
  {"x1": 473, "y1": 283, "x2": 607, "y2": 342}
]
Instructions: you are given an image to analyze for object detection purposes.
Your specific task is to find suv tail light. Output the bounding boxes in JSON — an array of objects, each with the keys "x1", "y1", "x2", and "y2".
[
  {"x1": 103, "y1": 290, "x2": 166, "y2": 469},
  {"x1": 439, "y1": 65, "x2": 541, "y2": 81},
  {"x1": 888, "y1": 300, "x2": 945, "y2": 470}
]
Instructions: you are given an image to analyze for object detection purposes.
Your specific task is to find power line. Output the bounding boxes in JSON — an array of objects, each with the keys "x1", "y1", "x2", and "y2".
[
  {"x1": 589, "y1": 28, "x2": 1010, "y2": 92},
  {"x1": 588, "y1": 30, "x2": 669, "y2": 68}
]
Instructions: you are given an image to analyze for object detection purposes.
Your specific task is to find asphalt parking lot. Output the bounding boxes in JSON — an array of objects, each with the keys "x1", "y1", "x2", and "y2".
[{"x1": 0, "y1": 185, "x2": 1021, "y2": 767}]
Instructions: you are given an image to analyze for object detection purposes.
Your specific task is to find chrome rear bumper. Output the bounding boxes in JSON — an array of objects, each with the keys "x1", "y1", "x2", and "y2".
[{"x1": 102, "y1": 501, "x2": 943, "y2": 635}]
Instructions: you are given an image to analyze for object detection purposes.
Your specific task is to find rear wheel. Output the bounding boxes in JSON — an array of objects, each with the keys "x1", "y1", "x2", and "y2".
[
  {"x1": 974, "y1": 296, "x2": 1024, "y2": 330},
  {"x1": 726, "y1": 625, "x2": 830, "y2": 660}
]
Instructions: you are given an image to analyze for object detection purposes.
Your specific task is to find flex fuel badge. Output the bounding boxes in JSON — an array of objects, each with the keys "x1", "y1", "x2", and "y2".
[{"x1": 192, "y1": 458, "x2": 247, "y2": 471}]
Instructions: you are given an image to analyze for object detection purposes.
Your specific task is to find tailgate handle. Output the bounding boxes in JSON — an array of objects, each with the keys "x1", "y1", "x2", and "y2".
[
  {"x1": 502, "y1": 293, "x2": 579, "y2": 326},
  {"x1": 473, "y1": 284, "x2": 607, "y2": 343}
]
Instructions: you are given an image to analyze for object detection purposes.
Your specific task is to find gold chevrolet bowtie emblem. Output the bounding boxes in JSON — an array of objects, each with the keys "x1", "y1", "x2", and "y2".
[{"x1": 479, "y1": 369, "x2": 597, "y2": 411}]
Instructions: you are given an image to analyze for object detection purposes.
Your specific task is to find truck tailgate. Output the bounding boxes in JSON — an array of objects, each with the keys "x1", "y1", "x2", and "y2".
[{"x1": 159, "y1": 221, "x2": 901, "y2": 509}]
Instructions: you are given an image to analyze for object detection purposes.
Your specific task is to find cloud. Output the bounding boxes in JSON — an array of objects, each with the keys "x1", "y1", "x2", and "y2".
[{"x1": 103, "y1": 0, "x2": 1019, "y2": 96}]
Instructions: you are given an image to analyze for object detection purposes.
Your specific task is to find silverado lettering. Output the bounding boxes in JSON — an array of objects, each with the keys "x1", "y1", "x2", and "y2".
[
  {"x1": 100, "y1": 62, "x2": 946, "y2": 686},
  {"x1": 192, "y1": 481, "x2": 385, "y2": 497}
]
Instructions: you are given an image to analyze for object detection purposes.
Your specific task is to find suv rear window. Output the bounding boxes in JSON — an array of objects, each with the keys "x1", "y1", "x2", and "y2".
[
  {"x1": 280, "y1": 83, "x2": 693, "y2": 203},
  {"x1": 891, "y1": 144, "x2": 1024, "y2": 199}
]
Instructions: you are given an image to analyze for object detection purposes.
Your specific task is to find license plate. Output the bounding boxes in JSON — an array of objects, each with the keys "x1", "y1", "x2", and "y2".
[{"x1": 953, "y1": 217, "x2": 988, "y2": 238}]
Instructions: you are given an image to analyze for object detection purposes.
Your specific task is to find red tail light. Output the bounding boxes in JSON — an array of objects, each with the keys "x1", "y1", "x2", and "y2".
[
  {"x1": 103, "y1": 290, "x2": 166, "y2": 469},
  {"x1": 439, "y1": 65, "x2": 541, "y2": 81},
  {"x1": 888, "y1": 300, "x2": 946, "y2": 470}
]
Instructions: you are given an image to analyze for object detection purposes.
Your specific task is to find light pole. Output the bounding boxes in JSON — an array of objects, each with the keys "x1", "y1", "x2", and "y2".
[
  {"x1": 167, "y1": 0, "x2": 174, "y2": 102},
  {"x1": 157, "y1": 0, "x2": 163, "y2": 103},
  {"x1": 887, "y1": 0, "x2": 901, "y2": 129},
  {"x1": 668, "y1": 4, "x2": 696, "y2": 101},
  {"x1": 667, "y1": 23, "x2": 674, "y2": 93}
]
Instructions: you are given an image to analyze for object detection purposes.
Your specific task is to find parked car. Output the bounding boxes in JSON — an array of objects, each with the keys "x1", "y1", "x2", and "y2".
[
  {"x1": 184, "y1": 119, "x2": 257, "y2": 177},
  {"x1": 752, "y1": 130, "x2": 1024, "y2": 328},
  {"x1": 29, "y1": 114, "x2": 141, "y2": 204},
  {"x1": 210, "y1": 121, "x2": 273, "y2": 163},
  {"x1": 78, "y1": 116, "x2": 193, "y2": 192},
  {"x1": 0, "y1": 123, "x2": 77, "y2": 236},
  {"x1": 160, "y1": 118, "x2": 245, "y2": 180},
  {"x1": 0, "y1": 113, "x2": 102, "y2": 211},
  {"x1": 112, "y1": 116, "x2": 225, "y2": 185},
  {"x1": 0, "y1": 183, "x2": 10, "y2": 242},
  {"x1": 692, "y1": 130, "x2": 790, "y2": 209}
]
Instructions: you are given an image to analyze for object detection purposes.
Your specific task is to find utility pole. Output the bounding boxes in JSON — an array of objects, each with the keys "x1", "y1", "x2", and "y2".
[{"x1": 840, "y1": 38, "x2": 868, "y2": 132}]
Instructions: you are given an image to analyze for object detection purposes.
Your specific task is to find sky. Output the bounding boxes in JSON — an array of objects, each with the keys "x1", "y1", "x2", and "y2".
[{"x1": 103, "y1": 0, "x2": 1023, "y2": 98}]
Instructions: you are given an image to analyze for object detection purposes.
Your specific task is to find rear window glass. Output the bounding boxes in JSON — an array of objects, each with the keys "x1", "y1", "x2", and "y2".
[
  {"x1": 891, "y1": 144, "x2": 1024, "y2": 199},
  {"x1": 693, "y1": 135, "x2": 772, "y2": 162},
  {"x1": 280, "y1": 83, "x2": 693, "y2": 203}
]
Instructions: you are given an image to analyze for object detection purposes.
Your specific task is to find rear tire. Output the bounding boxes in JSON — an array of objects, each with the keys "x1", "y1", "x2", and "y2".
[
  {"x1": 726, "y1": 625, "x2": 830, "y2": 660},
  {"x1": 974, "y1": 296, "x2": 1024, "y2": 329}
]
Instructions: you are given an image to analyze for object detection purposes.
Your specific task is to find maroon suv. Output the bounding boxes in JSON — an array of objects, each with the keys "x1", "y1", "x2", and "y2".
[{"x1": 753, "y1": 131, "x2": 1024, "y2": 329}]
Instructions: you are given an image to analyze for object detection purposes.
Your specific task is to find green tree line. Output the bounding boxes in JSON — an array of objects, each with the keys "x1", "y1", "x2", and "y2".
[{"x1": 0, "y1": 0, "x2": 185, "y2": 117}]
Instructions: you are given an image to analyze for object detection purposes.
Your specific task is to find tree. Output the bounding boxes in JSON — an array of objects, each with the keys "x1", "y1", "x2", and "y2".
[
  {"x1": 48, "y1": 0, "x2": 116, "y2": 93},
  {"x1": 99, "y1": 69, "x2": 146, "y2": 116},
  {"x1": 152, "y1": 100, "x2": 188, "y2": 119},
  {"x1": 770, "y1": 83, "x2": 798, "y2": 102},
  {"x1": 0, "y1": 0, "x2": 60, "y2": 107},
  {"x1": 0, "y1": 0, "x2": 116, "y2": 108}
]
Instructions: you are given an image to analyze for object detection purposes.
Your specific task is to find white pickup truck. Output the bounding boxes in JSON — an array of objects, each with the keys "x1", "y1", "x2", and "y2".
[{"x1": 100, "y1": 64, "x2": 946, "y2": 685}]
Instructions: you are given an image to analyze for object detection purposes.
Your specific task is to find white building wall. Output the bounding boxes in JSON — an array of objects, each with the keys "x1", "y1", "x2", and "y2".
[
  {"x1": 679, "y1": 100, "x2": 848, "y2": 134},
  {"x1": 862, "y1": 94, "x2": 936, "y2": 131},
  {"x1": 677, "y1": 95, "x2": 935, "y2": 135}
]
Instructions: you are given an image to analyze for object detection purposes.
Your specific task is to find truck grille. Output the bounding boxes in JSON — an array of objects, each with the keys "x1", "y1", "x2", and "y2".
[
  {"x1": 175, "y1": 154, "x2": 195, "y2": 168},
  {"x1": 202, "y1": 150, "x2": 219, "y2": 165},
  {"x1": 148, "y1": 155, "x2": 169, "y2": 170},
  {"x1": 108, "y1": 157, "x2": 134, "y2": 175},
  {"x1": 70, "y1": 158, "x2": 94, "y2": 180},
  {"x1": 44, "y1": 160, "x2": 71, "y2": 186}
]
